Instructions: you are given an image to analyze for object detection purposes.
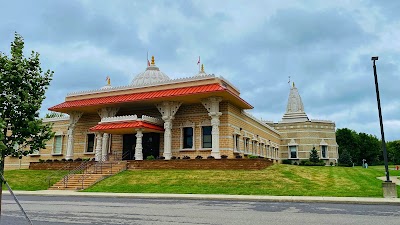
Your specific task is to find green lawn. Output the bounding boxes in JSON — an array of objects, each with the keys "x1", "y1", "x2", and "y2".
[
  {"x1": 3, "y1": 170, "x2": 68, "y2": 191},
  {"x1": 84, "y1": 164, "x2": 400, "y2": 197}
]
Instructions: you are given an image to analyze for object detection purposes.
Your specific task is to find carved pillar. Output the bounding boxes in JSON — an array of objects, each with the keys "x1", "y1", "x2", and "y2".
[
  {"x1": 66, "y1": 111, "x2": 83, "y2": 160},
  {"x1": 202, "y1": 97, "x2": 223, "y2": 159},
  {"x1": 135, "y1": 129, "x2": 144, "y2": 160},
  {"x1": 156, "y1": 101, "x2": 182, "y2": 160},
  {"x1": 101, "y1": 133, "x2": 109, "y2": 161},
  {"x1": 95, "y1": 132, "x2": 103, "y2": 161},
  {"x1": 97, "y1": 107, "x2": 119, "y2": 161}
]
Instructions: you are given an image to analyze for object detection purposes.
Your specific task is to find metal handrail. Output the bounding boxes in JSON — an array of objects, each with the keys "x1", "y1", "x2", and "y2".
[
  {"x1": 61, "y1": 161, "x2": 90, "y2": 188},
  {"x1": 77, "y1": 161, "x2": 124, "y2": 189},
  {"x1": 46, "y1": 162, "x2": 74, "y2": 188}
]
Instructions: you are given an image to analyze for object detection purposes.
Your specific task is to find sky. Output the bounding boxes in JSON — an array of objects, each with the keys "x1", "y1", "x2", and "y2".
[{"x1": 0, "y1": 0, "x2": 399, "y2": 141}]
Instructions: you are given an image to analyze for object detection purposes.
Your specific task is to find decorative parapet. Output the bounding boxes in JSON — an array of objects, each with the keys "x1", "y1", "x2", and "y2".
[
  {"x1": 67, "y1": 74, "x2": 217, "y2": 97},
  {"x1": 100, "y1": 114, "x2": 163, "y2": 125},
  {"x1": 241, "y1": 111, "x2": 280, "y2": 134},
  {"x1": 100, "y1": 115, "x2": 138, "y2": 123},
  {"x1": 43, "y1": 116, "x2": 70, "y2": 123},
  {"x1": 142, "y1": 115, "x2": 163, "y2": 125},
  {"x1": 309, "y1": 119, "x2": 335, "y2": 124}
]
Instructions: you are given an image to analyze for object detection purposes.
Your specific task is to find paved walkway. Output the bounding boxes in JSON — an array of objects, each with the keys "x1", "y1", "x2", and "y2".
[
  {"x1": 377, "y1": 176, "x2": 400, "y2": 185},
  {"x1": 3, "y1": 190, "x2": 400, "y2": 205}
]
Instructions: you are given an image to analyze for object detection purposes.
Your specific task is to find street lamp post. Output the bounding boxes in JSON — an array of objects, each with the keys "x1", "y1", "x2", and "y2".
[{"x1": 371, "y1": 56, "x2": 391, "y2": 183}]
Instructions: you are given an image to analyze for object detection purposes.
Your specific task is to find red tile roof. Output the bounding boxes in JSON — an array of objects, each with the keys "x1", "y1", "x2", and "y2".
[
  {"x1": 89, "y1": 121, "x2": 164, "y2": 132},
  {"x1": 49, "y1": 83, "x2": 226, "y2": 110}
]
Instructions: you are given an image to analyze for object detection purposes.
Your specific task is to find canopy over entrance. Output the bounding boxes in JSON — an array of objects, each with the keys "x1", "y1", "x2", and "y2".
[{"x1": 89, "y1": 115, "x2": 164, "y2": 134}]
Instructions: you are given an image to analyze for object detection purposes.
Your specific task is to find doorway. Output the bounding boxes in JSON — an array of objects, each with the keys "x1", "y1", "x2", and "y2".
[{"x1": 122, "y1": 133, "x2": 160, "y2": 160}]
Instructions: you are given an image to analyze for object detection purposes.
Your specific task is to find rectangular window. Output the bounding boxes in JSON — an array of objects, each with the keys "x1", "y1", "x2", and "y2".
[
  {"x1": 202, "y1": 126, "x2": 212, "y2": 148},
  {"x1": 289, "y1": 146, "x2": 297, "y2": 158},
  {"x1": 86, "y1": 133, "x2": 95, "y2": 153},
  {"x1": 183, "y1": 127, "x2": 193, "y2": 149},
  {"x1": 53, "y1": 135, "x2": 63, "y2": 154},
  {"x1": 321, "y1": 145, "x2": 328, "y2": 158},
  {"x1": 235, "y1": 135, "x2": 240, "y2": 152}
]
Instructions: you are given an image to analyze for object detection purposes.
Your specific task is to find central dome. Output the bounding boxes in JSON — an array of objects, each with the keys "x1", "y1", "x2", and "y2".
[{"x1": 131, "y1": 56, "x2": 170, "y2": 86}]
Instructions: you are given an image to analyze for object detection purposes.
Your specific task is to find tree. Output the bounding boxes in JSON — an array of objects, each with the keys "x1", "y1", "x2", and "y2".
[
  {"x1": 338, "y1": 148, "x2": 353, "y2": 167},
  {"x1": 309, "y1": 146, "x2": 320, "y2": 163},
  {"x1": 336, "y1": 128, "x2": 360, "y2": 164},
  {"x1": 387, "y1": 140, "x2": 400, "y2": 164},
  {"x1": 0, "y1": 33, "x2": 54, "y2": 216},
  {"x1": 45, "y1": 111, "x2": 66, "y2": 118}
]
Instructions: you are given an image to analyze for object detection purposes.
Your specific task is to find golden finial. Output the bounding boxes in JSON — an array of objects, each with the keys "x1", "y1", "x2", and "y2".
[
  {"x1": 151, "y1": 56, "x2": 155, "y2": 65},
  {"x1": 201, "y1": 64, "x2": 204, "y2": 72},
  {"x1": 106, "y1": 76, "x2": 111, "y2": 85},
  {"x1": 292, "y1": 82, "x2": 295, "y2": 88}
]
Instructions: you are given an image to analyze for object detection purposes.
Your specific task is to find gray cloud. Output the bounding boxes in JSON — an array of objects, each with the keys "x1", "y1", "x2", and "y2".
[{"x1": 0, "y1": 0, "x2": 399, "y2": 140}]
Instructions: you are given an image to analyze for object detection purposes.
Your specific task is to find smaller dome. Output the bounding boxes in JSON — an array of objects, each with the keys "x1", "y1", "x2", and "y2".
[{"x1": 131, "y1": 56, "x2": 170, "y2": 86}]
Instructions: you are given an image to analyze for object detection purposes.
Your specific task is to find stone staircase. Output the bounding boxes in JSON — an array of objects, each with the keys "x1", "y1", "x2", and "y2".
[{"x1": 49, "y1": 161, "x2": 127, "y2": 190}]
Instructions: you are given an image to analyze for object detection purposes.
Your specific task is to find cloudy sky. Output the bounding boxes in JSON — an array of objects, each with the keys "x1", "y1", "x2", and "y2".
[{"x1": 0, "y1": 0, "x2": 399, "y2": 140}]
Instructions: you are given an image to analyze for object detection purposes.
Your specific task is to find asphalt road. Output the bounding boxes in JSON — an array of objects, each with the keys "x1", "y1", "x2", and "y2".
[{"x1": 1, "y1": 195, "x2": 400, "y2": 225}]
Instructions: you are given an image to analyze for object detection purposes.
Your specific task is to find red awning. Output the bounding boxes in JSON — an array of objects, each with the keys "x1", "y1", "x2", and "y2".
[
  {"x1": 89, "y1": 121, "x2": 164, "y2": 132},
  {"x1": 49, "y1": 83, "x2": 227, "y2": 111}
]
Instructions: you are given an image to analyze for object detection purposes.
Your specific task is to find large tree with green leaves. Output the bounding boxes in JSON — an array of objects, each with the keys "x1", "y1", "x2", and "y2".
[{"x1": 0, "y1": 33, "x2": 54, "y2": 216}]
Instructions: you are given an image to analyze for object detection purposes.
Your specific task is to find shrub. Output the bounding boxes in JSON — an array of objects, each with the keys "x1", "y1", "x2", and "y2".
[
  {"x1": 83, "y1": 158, "x2": 90, "y2": 161},
  {"x1": 45, "y1": 159, "x2": 53, "y2": 163},
  {"x1": 282, "y1": 159, "x2": 292, "y2": 165},
  {"x1": 207, "y1": 155, "x2": 215, "y2": 159},
  {"x1": 304, "y1": 161, "x2": 326, "y2": 166},
  {"x1": 91, "y1": 158, "x2": 96, "y2": 161},
  {"x1": 53, "y1": 159, "x2": 59, "y2": 162},
  {"x1": 157, "y1": 156, "x2": 165, "y2": 160},
  {"x1": 183, "y1": 156, "x2": 190, "y2": 159},
  {"x1": 61, "y1": 158, "x2": 66, "y2": 162},
  {"x1": 221, "y1": 155, "x2": 228, "y2": 159},
  {"x1": 146, "y1": 155, "x2": 155, "y2": 160},
  {"x1": 293, "y1": 161, "x2": 298, "y2": 165},
  {"x1": 39, "y1": 159, "x2": 45, "y2": 163},
  {"x1": 235, "y1": 155, "x2": 243, "y2": 159},
  {"x1": 299, "y1": 160, "x2": 307, "y2": 166},
  {"x1": 171, "y1": 156, "x2": 177, "y2": 160},
  {"x1": 330, "y1": 162, "x2": 334, "y2": 166},
  {"x1": 248, "y1": 155, "x2": 258, "y2": 159},
  {"x1": 195, "y1": 155, "x2": 203, "y2": 159},
  {"x1": 67, "y1": 159, "x2": 73, "y2": 162},
  {"x1": 74, "y1": 158, "x2": 82, "y2": 162},
  {"x1": 309, "y1": 147, "x2": 320, "y2": 163}
]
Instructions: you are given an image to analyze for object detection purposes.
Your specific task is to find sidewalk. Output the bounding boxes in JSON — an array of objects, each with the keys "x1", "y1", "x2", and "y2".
[{"x1": 3, "y1": 190, "x2": 400, "y2": 205}]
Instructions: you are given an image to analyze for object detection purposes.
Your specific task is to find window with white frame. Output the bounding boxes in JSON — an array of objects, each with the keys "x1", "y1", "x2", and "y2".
[
  {"x1": 53, "y1": 135, "x2": 63, "y2": 154},
  {"x1": 202, "y1": 126, "x2": 212, "y2": 148},
  {"x1": 321, "y1": 145, "x2": 328, "y2": 158},
  {"x1": 183, "y1": 127, "x2": 194, "y2": 149},
  {"x1": 86, "y1": 133, "x2": 95, "y2": 153},
  {"x1": 233, "y1": 134, "x2": 240, "y2": 152},
  {"x1": 289, "y1": 146, "x2": 297, "y2": 159}
]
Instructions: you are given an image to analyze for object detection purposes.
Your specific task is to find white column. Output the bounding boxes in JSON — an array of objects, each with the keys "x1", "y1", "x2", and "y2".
[
  {"x1": 135, "y1": 129, "x2": 144, "y2": 160},
  {"x1": 163, "y1": 119, "x2": 172, "y2": 159},
  {"x1": 202, "y1": 97, "x2": 222, "y2": 159},
  {"x1": 95, "y1": 132, "x2": 103, "y2": 161},
  {"x1": 210, "y1": 115, "x2": 221, "y2": 159},
  {"x1": 65, "y1": 111, "x2": 82, "y2": 160},
  {"x1": 101, "y1": 133, "x2": 109, "y2": 161},
  {"x1": 97, "y1": 107, "x2": 119, "y2": 161},
  {"x1": 156, "y1": 101, "x2": 182, "y2": 160}
]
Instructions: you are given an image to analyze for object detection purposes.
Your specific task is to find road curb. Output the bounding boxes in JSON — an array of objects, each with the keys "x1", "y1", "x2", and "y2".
[{"x1": 3, "y1": 190, "x2": 400, "y2": 205}]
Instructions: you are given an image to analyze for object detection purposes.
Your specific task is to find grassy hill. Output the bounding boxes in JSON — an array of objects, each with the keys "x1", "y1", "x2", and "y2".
[
  {"x1": 84, "y1": 164, "x2": 400, "y2": 197},
  {"x1": 4, "y1": 165, "x2": 400, "y2": 197}
]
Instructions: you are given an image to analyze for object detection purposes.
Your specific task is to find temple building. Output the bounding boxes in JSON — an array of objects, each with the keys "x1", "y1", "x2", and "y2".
[{"x1": 4, "y1": 56, "x2": 338, "y2": 169}]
